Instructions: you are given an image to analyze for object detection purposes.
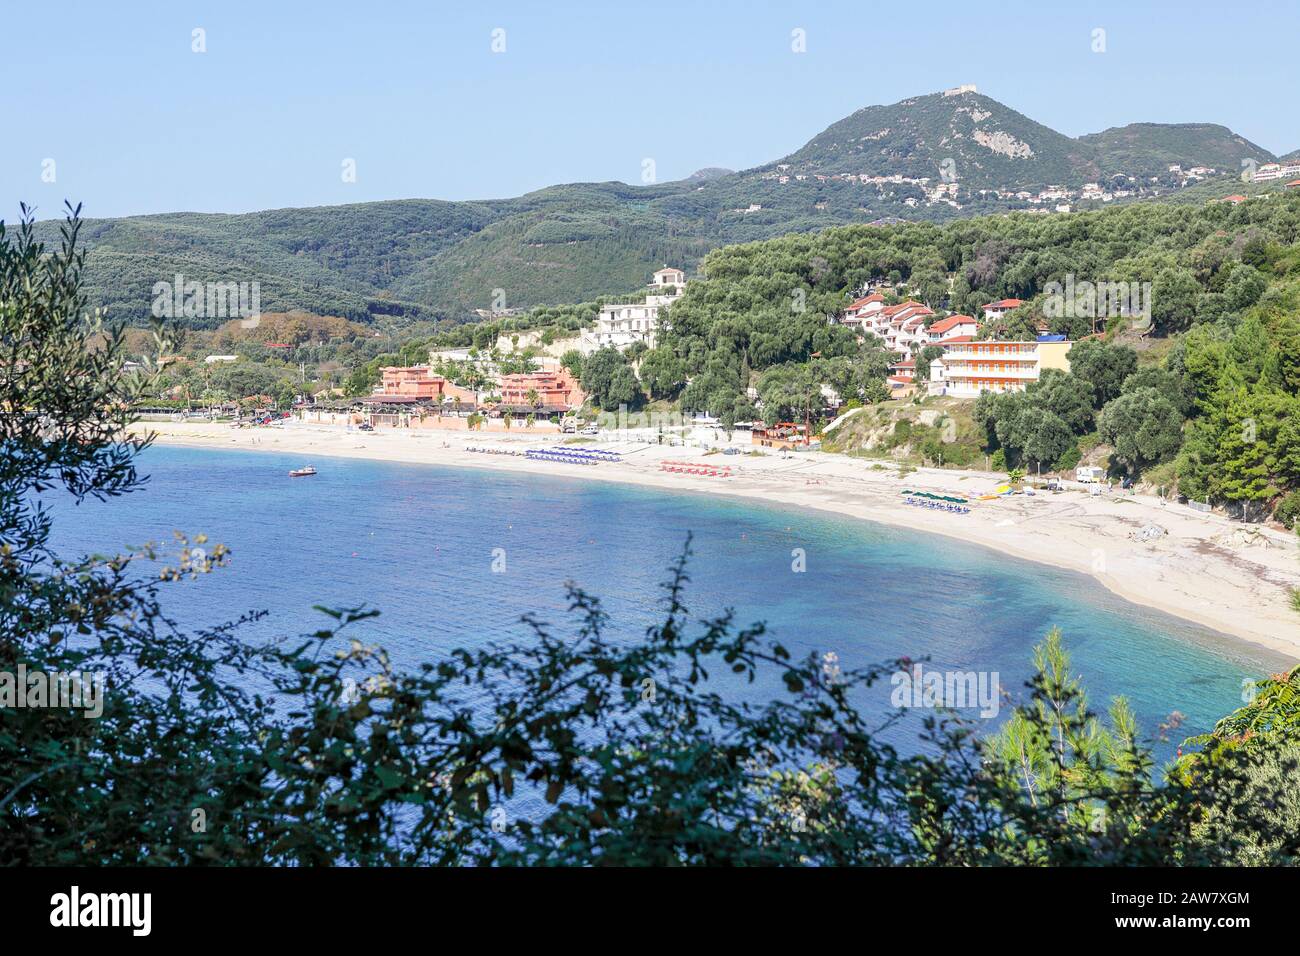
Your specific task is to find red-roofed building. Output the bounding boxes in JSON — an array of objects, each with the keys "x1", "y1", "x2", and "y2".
[
  {"x1": 1220, "y1": 195, "x2": 1248, "y2": 204},
  {"x1": 839, "y1": 292, "x2": 886, "y2": 331},
  {"x1": 1286, "y1": 180, "x2": 1300, "y2": 190},
  {"x1": 927, "y1": 314, "x2": 979, "y2": 343},
  {"x1": 862, "y1": 300, "x2": 935, "y2": 351},
  {"x1": 981, "y1": 299, "x2": 1024, "y2": 320}
]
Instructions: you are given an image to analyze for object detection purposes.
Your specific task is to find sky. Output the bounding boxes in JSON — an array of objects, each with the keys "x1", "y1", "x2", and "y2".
[{"x1": 5, "y1": 0, "x2": 1298, "y2": 221}]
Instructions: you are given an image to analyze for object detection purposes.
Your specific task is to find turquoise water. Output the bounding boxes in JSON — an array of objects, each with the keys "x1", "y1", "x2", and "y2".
[{"x1": 49, "y1": 445, "x2": 1288, "y2": 758}]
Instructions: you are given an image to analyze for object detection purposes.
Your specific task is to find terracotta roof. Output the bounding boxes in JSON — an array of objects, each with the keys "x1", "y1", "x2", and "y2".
[
  {"x1": 847, "y1": 293, "x2": 885, "y2": 310},
  {"x1": 928, "y1": 314, "x2": 976, "y2": 335},
  {"x1": 882, "y1": 300, "x2": 926, "y2": 316},
  {"x1": 983, "y1": 298, "x2": 1024, "y2": 311},
  {"x1": 938, "y1": 335, "x2": 975, "y2": 345}
]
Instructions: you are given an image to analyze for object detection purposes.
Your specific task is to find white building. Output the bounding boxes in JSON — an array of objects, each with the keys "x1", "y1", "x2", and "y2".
[
  {"x1": 926, "y1": 314, "x2": 978, "y2": 343},
  {"x1": 980, "y1": 298, "x2": 1024, "y2": 321},
  {"x1": 870, "y1": 301, "x2": 934, "y2": 353},
  {"x1": 1253, "y1": 161, "x2": 1300, "y2": 183},
  {"x1": 592, "y1": 301, "x2": 664, "y2": 350},
  {"x1": 838, "y1": 293, "x2": 886, "y2": 331},
  {"x1": 652, "y1": 267, "x2": 685, "y2": 289},
  {"x1": 586, "y1": 267, "x2": 686, "y2": 352}
]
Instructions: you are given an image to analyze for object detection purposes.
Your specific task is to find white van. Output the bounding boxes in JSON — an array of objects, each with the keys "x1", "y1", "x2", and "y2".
[{"x1": 1076, "y1": 466, "x2": 1103, "y2": 484}]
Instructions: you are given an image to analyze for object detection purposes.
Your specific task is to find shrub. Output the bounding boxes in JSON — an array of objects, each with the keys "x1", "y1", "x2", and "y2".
[{"x1": 1275, "y1": 490, "x2": 1300, "y2": 529}]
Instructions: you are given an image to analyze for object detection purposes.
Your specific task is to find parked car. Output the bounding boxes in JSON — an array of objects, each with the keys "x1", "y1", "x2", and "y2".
[
  {"x1": 579, "y1": 425, "x2": 599, "y2": 436},
  {"x1": 358, "y1": 423, "x2": 374, "y2": 432},
  {"x1": 1076, "y1": 466, "x2": 1103, "y2": 484}
]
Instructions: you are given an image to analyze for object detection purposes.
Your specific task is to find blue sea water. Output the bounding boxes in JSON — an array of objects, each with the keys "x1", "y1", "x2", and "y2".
[{"x1": 48, "y1": 445, "x2": 1288, "y2": 761}]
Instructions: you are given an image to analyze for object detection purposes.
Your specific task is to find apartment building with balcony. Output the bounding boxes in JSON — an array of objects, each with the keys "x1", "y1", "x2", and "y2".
[
  {"x1": 367, "y1": 365, "x2": 478, "y2": 407},
  {"x1": 496, "y1": 367, "x2": 586, "y2": 411},
  {"x1": 584, "y1": 266, "x2": 687, "y2": 352},
  {"x1": 927, "y1": 336, "x2": 1072, "y2": 398}
]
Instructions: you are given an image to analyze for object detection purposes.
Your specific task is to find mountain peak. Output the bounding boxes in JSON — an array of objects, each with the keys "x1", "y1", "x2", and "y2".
[
  {"x1": 767, "y1": 89, "x2": 1273, "y2": 189},
  {"x1": 772, "y1": 89, "x2": 1092, "y2": 188}
]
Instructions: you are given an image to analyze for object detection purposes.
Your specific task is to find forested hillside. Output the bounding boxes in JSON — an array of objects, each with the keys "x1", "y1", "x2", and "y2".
[
  {"x1": 30, "y1": 91, "x2": 1284, "y2": 326},
  {"x1": 631, "y1": 192, "x2": 1300, "y2": 518},
  {"x1": 1078, "y1": 122, "x2": 1271, "y2": 179}
]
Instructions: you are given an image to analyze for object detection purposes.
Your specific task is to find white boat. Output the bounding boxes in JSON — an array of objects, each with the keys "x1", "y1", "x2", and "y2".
[{"x1": 288, "y1": 466, "x2": 317, "y2": 477}]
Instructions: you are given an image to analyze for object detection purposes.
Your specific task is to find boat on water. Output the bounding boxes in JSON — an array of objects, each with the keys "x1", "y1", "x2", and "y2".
[{"x1": 288, "y1": 466, "x2": 317, "y2": 477}]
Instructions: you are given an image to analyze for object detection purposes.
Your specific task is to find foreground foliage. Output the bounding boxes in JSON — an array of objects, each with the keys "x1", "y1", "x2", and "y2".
[{"x1": 2, "y1": 210, "x2": 1297, "y2": 865}]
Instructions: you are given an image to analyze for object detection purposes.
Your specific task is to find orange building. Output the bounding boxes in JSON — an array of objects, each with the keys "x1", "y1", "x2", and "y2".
[
  {"x1": 928, "y1": 338, "x2": 1072, "y2": 398},
  {"x1": 377, "y1": 366, "x2": 475, "y2": 404},
  {"x1": 379, "y1": 365, "x2": 446, "y2": 399},
  {"x1": 497, "y1": 368, "x2": 585, "y2": 410}
]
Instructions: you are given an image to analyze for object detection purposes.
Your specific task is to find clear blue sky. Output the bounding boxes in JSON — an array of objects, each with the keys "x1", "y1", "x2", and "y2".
[{"x1": 6, "y1": 0, "x2": 1298, "y2": 221}]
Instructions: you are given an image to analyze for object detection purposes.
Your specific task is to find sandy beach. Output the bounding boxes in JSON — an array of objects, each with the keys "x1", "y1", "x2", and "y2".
[{"x1": 132, "y1": 420, "x2": 1300, "y2": 660}]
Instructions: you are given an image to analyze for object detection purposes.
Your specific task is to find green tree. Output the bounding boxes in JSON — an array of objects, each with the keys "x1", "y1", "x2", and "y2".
[
  {"x1": 1026, "y1": 369, "x2": 1095, "y2": 434},
  {"x1": 1097, "y1": 387, "x2": 1184, "y2": 471},
  {"x1": 637, "y1": 347, "x2": 687, "y2": 401},
  {"x1": 1067, "y1": 338, "x2": 1137, "y2": 408},
  {"x1": 1149, "y1": 267, "x2": 1200, "y2": 335}
]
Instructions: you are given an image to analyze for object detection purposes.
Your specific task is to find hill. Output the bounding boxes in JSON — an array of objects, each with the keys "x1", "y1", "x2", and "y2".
[
  {"x1": 1077, "y1": 122, "x2": 1272, "y2": 179},
  {"x1": 30, "y1": 90, "x2": 1284, "y2": 327},
  {"x1": 768, "y1": 91, "x2": 1098, "y2": 188}
]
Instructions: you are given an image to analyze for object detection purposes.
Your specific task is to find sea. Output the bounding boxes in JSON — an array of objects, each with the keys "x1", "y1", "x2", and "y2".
[{"x1": 47, "y1": 445, "x2": 1289, "y2": 763}]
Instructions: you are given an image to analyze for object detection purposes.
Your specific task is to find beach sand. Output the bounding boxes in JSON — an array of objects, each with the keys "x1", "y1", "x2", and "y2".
[{"x1": 132, "y1": 420, "x2": 1300, "y2": 660}]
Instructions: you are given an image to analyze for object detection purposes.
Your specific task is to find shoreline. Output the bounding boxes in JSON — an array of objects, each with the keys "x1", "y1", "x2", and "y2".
[{"x1": 132, "y1": 420, "x2": 1300, "y2": 662}]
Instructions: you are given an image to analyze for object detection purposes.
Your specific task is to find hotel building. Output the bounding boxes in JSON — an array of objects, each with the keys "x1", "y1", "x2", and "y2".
[
  {"x1": 373, "y1": 366, "x2": 476, "y2": 404},
  {"x1": 496, "y1": 367, "x2": 585, "y2": 411},
  {"x1": 588, "y1": 266, "x2": 687, "y2": 352},
  {"x1": 927, "y1": 336, "x2": 1072, "y2": 398}
]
